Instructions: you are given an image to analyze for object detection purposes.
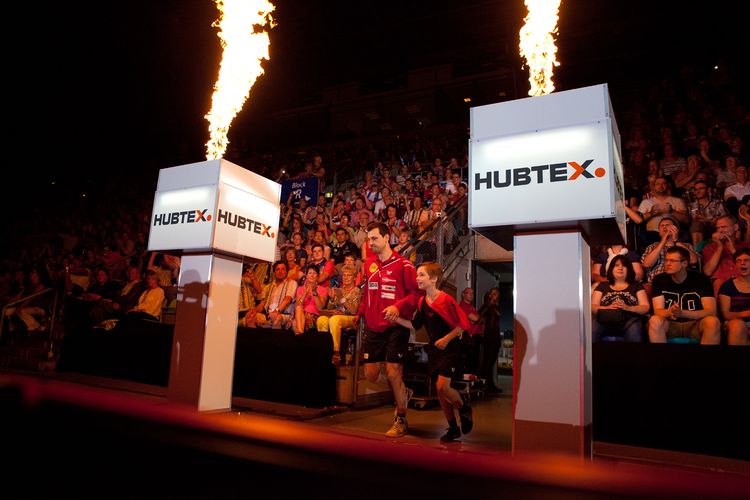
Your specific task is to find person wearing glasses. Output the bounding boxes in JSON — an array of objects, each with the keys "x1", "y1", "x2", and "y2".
[
  {"x1": 718, "y1": 248, "x2": 750, "y2": 345},
  {"x1": 648, "y1": 246, "x2": 721, "y2": 344}
]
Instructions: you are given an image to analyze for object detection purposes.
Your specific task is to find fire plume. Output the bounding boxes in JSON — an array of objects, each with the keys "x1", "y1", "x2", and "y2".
[
  {"x1": 205, "y1": 0, "x2": 276, "y2": 160},
  {"x1": 519, "y1": 0, "x2": 561, "y2": 96}
]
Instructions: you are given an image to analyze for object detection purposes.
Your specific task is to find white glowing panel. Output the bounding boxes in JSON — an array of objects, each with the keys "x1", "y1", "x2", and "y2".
[
  {"x1": 471, "y1": 121, "x2": 612, "y2": 225},
  {"x1": 469, "y1": 84, "x2": 625, "y2": 245},
  {"x1": 212, "y1": 182, "x2": 279, "y2": 261},
  {"x1": 149, "y1": 186, "x2": 217, "y2": 251},
  {"x1": 148, "y1": 159, "x2": 281, "y2": 260}
]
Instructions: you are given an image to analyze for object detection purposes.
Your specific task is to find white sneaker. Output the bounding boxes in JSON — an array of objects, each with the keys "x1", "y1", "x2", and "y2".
[{"x1": 385, "y1": 416, "x2": 408, "y2": 438}]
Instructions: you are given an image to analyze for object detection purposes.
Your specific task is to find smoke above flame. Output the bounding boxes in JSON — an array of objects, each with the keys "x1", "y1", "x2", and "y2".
[
  {"x1": 205, "y1": 0, "x2": 276, "y2": 160},
  {"x1": 519, "y1": 0, "x2": 561, "y2": 96}
]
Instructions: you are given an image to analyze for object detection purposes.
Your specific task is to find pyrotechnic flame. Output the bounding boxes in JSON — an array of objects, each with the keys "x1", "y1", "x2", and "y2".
[
  {"x1": 519, "y1": 0, "x2": 561, "y2": 96},
  {"x1": 205, "y1": 0, "x2": 276, "y2": 160}
]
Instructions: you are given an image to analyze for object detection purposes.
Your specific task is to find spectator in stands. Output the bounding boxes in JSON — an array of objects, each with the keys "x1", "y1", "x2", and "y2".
[
  {"x1": 392, "y1": 227, "x2": 415, "y2": 262},
  {"x1": 307, "y1": 229, "x2": 331, "y2": 261},
  {"x1": 14, "y1": 269, "x2": 50, "y2": 334},
  {"x1": 477, "y1": 287, "x2": 503, "y2": 393},
  {"x1": 701, "y1": 215, "x2": 750, "y2": 295},
  {"x1": 444, "y1": 170, "x2": 462, "y2": 196},
  {"x1": 592, "y1": 245, "x2": 644, "y2": 283},
  {"x1": 89, "y1": 265, "x2": 146, "y2": 325},
  {"x1": 147, "y1": 252, "x2": 179, "y2": 287},
  {"x1": 246, "y1": 261, "x2": 296, "y2": 329},
  {"x1": 316, "y1": 264, "x2": 361, "y2": 364},
  {"x1": 382, "y1": 204, "x2": 406, "y2": 248},
  {"x1": 127, "y1": 270, "x2": 165, "y2": 322},
  {"x1": 282, "y1": 246, "x2": 304, "y2": 283},
  {"x1": 330, "y1": 227, "x2": 359, "y2": 267},
  {"x1": 648, "y1": 246, "x2": 721, "y2": 344},
  {"x1": 293, "y1": 264, "x2": 327, "y2": 334},
  {"x1": 687, "y1": 180, "x2": 728, "y2": 247},
  {"x1": 591, "y1": 256, "x2": 649, "y2": 342},
  {"x1": 350, "y1": 196, "x2": 374, "y2": 229},
  {"x1": 641, "y1": 216, "x2": 699, "y2": 284},
  {"x1": 673, "y1": 155, "x2": 702, "y2": 195},
  {"x1": 713, "y1": 152, "x2": 736, "y2": 193},
  {"x1": 459, "y1": 287, "x2": 482, "y2": 375},
  {"x1": 718, "y1": 248, "x2": 750, "y2": 345},
  {"x1": 290, "y1": 231, "x2": 308, "y2": 267},
  {"x1": 306, "y1": 243, "x2": 334, "y2": 288},
  {"x1": 335, "y1": 213, "x2": 355, "y2": 242},
  {"x1": 723, "y1": 165, "x2": 750, "y2": 217},
  {"x1": 238, "y1": 265, "x2": 263, "y2": 327},
  {"x1": 404, "y1": 195, "x2": 428, "y2": 233},
  {"x1": 638, "y1": 176, "x2": 689, "y2": 243},
  {"x1": 352, "y1": 212, "x2": 371, "y2": 258},
  {"x1": 659, "y1": 143, "x2": 687, "y2": 178}
]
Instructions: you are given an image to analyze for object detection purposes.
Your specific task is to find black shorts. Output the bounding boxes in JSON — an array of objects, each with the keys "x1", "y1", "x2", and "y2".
[
  {"x1": 363, "y1": 326, "x2": 410, "y2": 364},
  {"x1": 429, "y1": 339, "x2": 463, "y2": 378}
]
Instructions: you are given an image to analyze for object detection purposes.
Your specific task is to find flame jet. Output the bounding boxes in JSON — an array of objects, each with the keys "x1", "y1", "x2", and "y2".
[
  {"x1": 205, "y1": 0, "x2": 275, "y2": 160},
  {"x1": 519, "y1": 0, "x2": 561, "y2": 96}
]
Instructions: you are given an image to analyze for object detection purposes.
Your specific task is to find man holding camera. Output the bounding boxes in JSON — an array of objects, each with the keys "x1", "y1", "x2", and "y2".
[{"x1": 701, "y1": 215, "x2": 750, "y2": 296}]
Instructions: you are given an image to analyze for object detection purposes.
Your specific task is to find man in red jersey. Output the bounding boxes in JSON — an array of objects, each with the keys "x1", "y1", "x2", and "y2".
[{"x1": 355, "y1": 221, "x2": 422, "y2": 437}]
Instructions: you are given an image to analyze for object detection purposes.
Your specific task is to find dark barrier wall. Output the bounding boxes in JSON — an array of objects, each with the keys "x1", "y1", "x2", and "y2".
[
  {"x1": 55, "y1": 321, "x2": 749, "y2": 459},
  {"x1": 593, "y1": 343, "x2": 750, "y2": 461},
  {"x1": 3, "y1": 375, "x2": 749, "y2": 499},
  {"x1": 56, "y1": 321, "x2": 336, "y2": 408}
]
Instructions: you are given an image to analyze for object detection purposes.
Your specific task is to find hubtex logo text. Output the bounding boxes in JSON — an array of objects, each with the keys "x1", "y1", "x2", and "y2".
[
  {"x1": 217, "y1": 209, "x2": 275, "y2": 238},
  {"x1": 474, "y1": 160, "x2": 606, "y2": 190},
  {"x1": 153, "y1": 209, "x2": 211, "y2": 226}
]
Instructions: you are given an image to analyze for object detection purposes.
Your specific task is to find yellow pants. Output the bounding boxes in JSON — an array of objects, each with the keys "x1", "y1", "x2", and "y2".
[{"x1": 316, "y1": 314, "x2": 356, "y2": 353}]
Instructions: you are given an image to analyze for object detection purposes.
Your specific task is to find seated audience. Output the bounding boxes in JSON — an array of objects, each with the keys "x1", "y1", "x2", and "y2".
[
  {"x1": 648, "y1": 246, "x2": 721, "y2": 344},
  {"x1": 293, "y1": 264, "x2": 327, "y2": 334},
  {"x1": 592, "y1": 245, "x2": 644, "y2": 283},
  {"x1": 638, "y1": 176, "x2": 689, "y2": 244},
  {"x1": 245, "y1": 261, "x2": 297, "y2": 329},
  {"x1": 641, "y1": 216, "x2": 699, "y2": 285},
  {"x1": 238, "y1": 264, "x2": 263, "y2": 327},
  {"x1": 127, "y1": 270, "x2": 165, "y2": 321},
  {"x1": 591, "y1": 256, "x2": 649, "y2": 342},
  {"x1": 687, "y1": 179, "x2": 728, "y2": 248},
  {"x1": 316, "y1": 265, "x2": 362, "y2": 364},
  {"x1": 717, "y1": 248, "x2": 750, "y2": 345},
  {"x1": 701, "y1": 215, "x2": 750, "y2": 295},
  {"x1": 89, "y1": 265, "x2": 146, "y2": 325}
]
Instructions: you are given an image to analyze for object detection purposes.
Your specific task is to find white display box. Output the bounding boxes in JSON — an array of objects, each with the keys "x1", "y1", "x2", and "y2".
[
  {"x1": 469, "y1": 84, "x2": 625, "y2": 247},
  {"x1": 148, "y1": 159, "x2": 281, "y2": 261}
]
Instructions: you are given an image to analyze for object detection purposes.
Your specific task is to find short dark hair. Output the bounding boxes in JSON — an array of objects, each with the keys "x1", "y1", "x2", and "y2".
[
  {"x1": 366, "y1": 221, "x2": 389, "y2": 237},
  {"x1": 666, "y1": 245, "x2": 690, "y2": 262},
  {"x1": 733, "y1": 248, "x2": 750, "y2": 262},
  {"x1": 272, "y1": 260, "x2": 287, "y2": 272},
  {"x1": 605, "y1": 255, "x2": 636, "y2": 284}
]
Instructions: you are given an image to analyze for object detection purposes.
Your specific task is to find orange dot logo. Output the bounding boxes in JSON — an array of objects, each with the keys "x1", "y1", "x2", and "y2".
[
  {"x1": 206, "y1": 214, "x2": 212, "y2": 221},
  {"x1": 270, "y1": 232, "x2": 275, "y2": 238},
  {"x1": 594, "y1": 168, "x2": 606, "y2": 177}
]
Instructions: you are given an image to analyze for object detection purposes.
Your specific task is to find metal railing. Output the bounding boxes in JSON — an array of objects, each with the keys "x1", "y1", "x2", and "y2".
[{"x1": 0, "y1": 287, "x2": 59, "y2": 353}]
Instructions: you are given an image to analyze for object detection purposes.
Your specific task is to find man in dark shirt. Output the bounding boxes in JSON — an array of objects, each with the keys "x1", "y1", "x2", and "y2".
[{"x1": 648, "y1": 246, "x2": 721, "y2": 344}]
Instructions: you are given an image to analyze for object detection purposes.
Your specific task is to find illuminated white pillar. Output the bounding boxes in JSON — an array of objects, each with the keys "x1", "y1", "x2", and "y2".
[
  {"x1": 148, "y1": 159, "x2": 281, "y2": 412},
  {"x1": 469, "y1": 84, "x2": 624, "y2": 458},
  {"x1": 167, "y1": 253, "x2": 242, "y2": 411},
  {"x1": 513, "y1": 231, "x2": 592, "y2": 457}
]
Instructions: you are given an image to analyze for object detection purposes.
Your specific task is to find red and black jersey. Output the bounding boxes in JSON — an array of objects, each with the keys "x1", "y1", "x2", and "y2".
[{"x1": 358, "y1": 250, "x2": 422, "y2": 332}]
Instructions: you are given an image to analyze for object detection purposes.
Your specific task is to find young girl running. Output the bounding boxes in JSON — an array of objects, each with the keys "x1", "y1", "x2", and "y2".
[{"x1": 394, "y1": 262, "x2": 473, "y2": 442}]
